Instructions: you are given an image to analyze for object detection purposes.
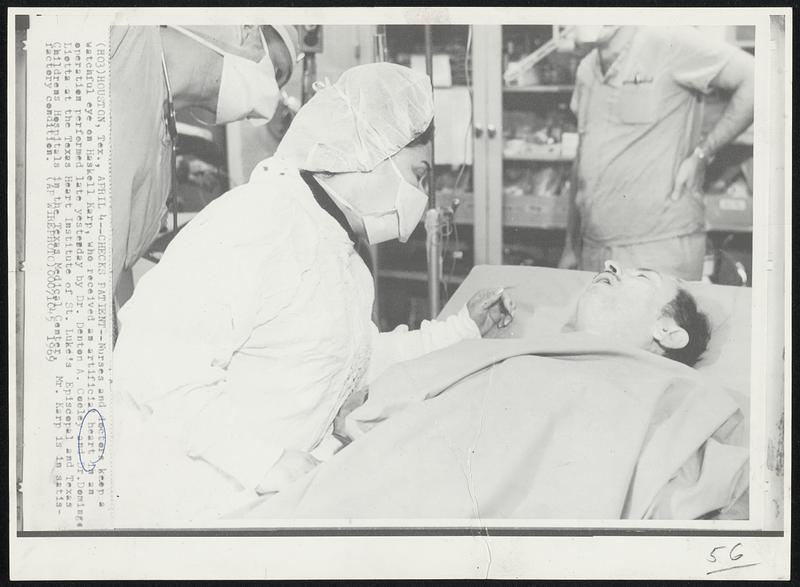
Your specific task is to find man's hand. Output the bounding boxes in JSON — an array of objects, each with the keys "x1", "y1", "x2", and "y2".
[
  {"x1": 558, "y1": 246, "x2": 579, "y2": 270},
  {"x1": 467, "y1": 288, "x2": 517, "y2": 336},
  {"x1": 255, "y1": 449, "x2": 320, "y2": 496},
  {"x1": 669, "y1": 155, "x2": 706, "y2": 201}
]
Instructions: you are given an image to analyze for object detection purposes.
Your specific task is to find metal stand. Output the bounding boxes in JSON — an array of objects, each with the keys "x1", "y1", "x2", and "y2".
[
  {"x1": 424, "y1": 199, "x2": 461, "y2": 317},
  {"x1": 301, "y1": 52, "x2": 316, "y2": 105},
  {"x1": 423, "y1": 25, "x2": 442, "y2": 318},
  {"x1": 374, "y1": 25, "x2": 387, "y2": 63},
  {"x1": 370, "y1": 26, "x2": 389, "y2": 326},
  {"x1": 425, "y1": 209, "x2": 442, "y2": 316}
]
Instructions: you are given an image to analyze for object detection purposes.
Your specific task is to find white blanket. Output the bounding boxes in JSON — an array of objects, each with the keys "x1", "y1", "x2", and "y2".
[{"x1": 234, "y1": 334, "x2": 748, "y2": 520}]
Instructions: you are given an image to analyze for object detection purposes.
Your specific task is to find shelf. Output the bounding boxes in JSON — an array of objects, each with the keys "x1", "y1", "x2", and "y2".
[
  {"x1": 706, "y1": 224, "x2": 752, "y2": 234},
  {"x1": 504, "y1": 153, "x2": 574, "y2": 162},
  {"x1": 437, "y1": 190, "x2": 568, "y2": 230},
  {"x1": 504, "y1": 84, "x2": 575, "y2": 93},
  {"x1": 437, "y1": 190, "x2": 751, "y2": 234},
  {"x1": 377, "y1": 269, "x2": 466, "y2": 285}
]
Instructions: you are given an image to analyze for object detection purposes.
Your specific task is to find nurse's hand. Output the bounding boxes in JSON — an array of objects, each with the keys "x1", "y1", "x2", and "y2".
[
  {"x1": 255, "y1": 449, "x2": 321, "y2": 495},
  {"x1": 467, "y1": 288, "x2": 516, "y2": 336},
  {"x1": 669, "y1": 155, "x2": 706, "y2": 202}
]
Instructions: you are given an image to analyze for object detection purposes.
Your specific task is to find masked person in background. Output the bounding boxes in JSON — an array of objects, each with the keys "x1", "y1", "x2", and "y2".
[
  {"x1": 110, "y1": 24, "x2": 298, "y2": 318},
  {"x1": 111, "y1": 63, "x2": 516, "y2": 527},
  {"x1": 558, "y1": 26, "x2": 755, "y2": 280}
]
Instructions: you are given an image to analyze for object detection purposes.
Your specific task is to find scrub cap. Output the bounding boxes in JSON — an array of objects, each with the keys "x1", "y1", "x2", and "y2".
[{"x1": 276, "y1": 62, "x2": 434, "y2": 173}]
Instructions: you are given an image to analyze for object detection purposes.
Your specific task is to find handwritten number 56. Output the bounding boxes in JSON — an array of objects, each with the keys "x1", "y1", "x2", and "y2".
[{"x1": 707, "y1": 543, "x2": 743, "y2": 563}]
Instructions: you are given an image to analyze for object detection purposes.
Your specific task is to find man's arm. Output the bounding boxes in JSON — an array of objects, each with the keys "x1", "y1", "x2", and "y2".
[
  {"x1": 669, "y1": 45, "x2": 755, "y2": 201},
  {"x1": 699, "y1": 50, "x2": 755, "y2": 156}
]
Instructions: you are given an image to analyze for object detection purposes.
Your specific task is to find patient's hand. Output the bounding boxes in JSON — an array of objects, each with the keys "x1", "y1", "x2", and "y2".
[
  {"x1": 255, "y1": 449, "x2": 320, "y2": 495},
  {"x1": 467, "y1": 288, "x2": 517, "y2": 336}
]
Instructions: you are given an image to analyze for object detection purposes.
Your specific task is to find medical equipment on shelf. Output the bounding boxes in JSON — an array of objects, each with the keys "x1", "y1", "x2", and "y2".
[{"x1": 503, "y1": 25, "x2": 574, "y2": 85}]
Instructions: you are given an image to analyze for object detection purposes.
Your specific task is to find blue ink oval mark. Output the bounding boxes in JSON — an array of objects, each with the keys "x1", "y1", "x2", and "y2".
[{"x1": 78, "y1": 408, "x2": 106, "y2": 473}]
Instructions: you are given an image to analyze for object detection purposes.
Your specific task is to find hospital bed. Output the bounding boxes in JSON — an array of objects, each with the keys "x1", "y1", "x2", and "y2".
[
  {"x1": 235, "y1": 264, "x2": 752, "y2": 522},
  {"x1": 438, "y1": 264, "x2": 752, "y2": 520}
]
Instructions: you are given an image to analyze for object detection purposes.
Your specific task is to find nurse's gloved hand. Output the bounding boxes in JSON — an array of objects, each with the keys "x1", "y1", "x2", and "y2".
[
  {"x1": 255, "y1": 449, "x2": 321, "y2": 495},
  {"x1": 467, "y1": 288, "x2": 517, "y2": 336}
]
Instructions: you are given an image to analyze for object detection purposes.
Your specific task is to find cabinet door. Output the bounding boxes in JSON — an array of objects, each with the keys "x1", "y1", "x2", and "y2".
[{"x1": 470, "y1": 25, "x2": 501, "y2": 265}]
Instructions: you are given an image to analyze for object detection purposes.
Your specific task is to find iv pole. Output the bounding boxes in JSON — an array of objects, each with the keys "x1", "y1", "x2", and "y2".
[
  {"x1": 374, "y1": 25, "x2": 449, "y2": 320},
  {"x1": 371, "y1": 25, "x2": 388, "y2": 325},
  {"x1": 374, "y1": 25, "x2": 387, "y2": 62},
  {"x1": 423, "y1": 25, "x2": 443, "y2": 319}
]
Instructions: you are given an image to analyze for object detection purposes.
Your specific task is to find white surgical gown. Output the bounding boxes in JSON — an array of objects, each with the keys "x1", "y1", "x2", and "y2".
[{"x1": 111, "y1": 156, "x2": 480, "y2": 527}]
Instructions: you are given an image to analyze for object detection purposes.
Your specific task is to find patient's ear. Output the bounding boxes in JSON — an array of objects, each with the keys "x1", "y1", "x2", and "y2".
[{"x1": 652, "y1": 315, "x2": 689, "y2": 350}]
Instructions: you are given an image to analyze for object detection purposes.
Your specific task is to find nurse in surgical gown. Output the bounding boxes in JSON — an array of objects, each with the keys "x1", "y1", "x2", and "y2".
[{"x1": 111, "y1": 63, "x2": 514, "y2": 527}]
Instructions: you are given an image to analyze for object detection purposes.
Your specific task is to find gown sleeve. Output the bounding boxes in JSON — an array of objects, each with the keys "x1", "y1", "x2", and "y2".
[{"x1": 367, "y1": 305, "x2": 481, "y2": 384}]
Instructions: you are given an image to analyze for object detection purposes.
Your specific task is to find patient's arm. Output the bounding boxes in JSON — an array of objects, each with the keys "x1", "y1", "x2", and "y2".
[{"x1": 367, "y1": 288, "x2": 516, "y2": 383}]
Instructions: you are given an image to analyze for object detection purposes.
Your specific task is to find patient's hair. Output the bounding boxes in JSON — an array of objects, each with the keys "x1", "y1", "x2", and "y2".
[{"x1": 660, "y1": 289, "x2": 711, "y2": 367}]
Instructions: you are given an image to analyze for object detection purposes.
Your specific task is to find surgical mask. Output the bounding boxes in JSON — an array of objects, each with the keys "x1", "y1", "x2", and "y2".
[
  {"x1": 168, "y1": 25, "x2": 281, "y2": 126},
  {"x1": 316, "y1": 157, "x2": 429, "y2": 245}
]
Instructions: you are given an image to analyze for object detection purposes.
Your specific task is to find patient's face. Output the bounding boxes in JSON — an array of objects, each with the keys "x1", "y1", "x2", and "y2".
[{"x1": 573, "y1": 260, "x2": 680, "y2": 347}]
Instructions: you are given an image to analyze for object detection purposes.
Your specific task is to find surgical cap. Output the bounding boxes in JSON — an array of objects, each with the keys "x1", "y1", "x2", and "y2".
[{"x1": 276, "y1": 62, "x2": 434, "y2": 173}]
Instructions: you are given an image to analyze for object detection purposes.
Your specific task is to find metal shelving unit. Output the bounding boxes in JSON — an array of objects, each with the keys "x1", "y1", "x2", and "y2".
[
  {"x1": 503, "y1": 84, "x2": 575, "y2": 93},
  {"x1": 503, "y1": 154, "x2": 574, "y2": 162},
  {"x1": 494, "y1": 26, "x2": 577, "y2": 264}
]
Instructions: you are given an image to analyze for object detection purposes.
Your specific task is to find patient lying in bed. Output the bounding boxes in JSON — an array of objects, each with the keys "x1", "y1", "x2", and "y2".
[
  {"x1": 561, "y1": 260, "x2": 711, "y2": 366},
  {"x1": 233, "y1": 261, "x2": 748, "y2": 521}
]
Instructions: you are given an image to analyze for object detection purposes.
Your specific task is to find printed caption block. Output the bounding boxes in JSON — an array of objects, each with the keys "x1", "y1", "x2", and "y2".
[{"x1": 23, "y1": 17, "x2": 112, "y2": 531}]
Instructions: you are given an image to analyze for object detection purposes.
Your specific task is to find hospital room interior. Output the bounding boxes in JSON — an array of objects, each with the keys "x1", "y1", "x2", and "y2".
[
  {"x1": 107, "y1": 23, "x2": 775, "y2": 525},
  {"x1": 128, "y1": 24, "x2": 755, "y2": 321}
]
